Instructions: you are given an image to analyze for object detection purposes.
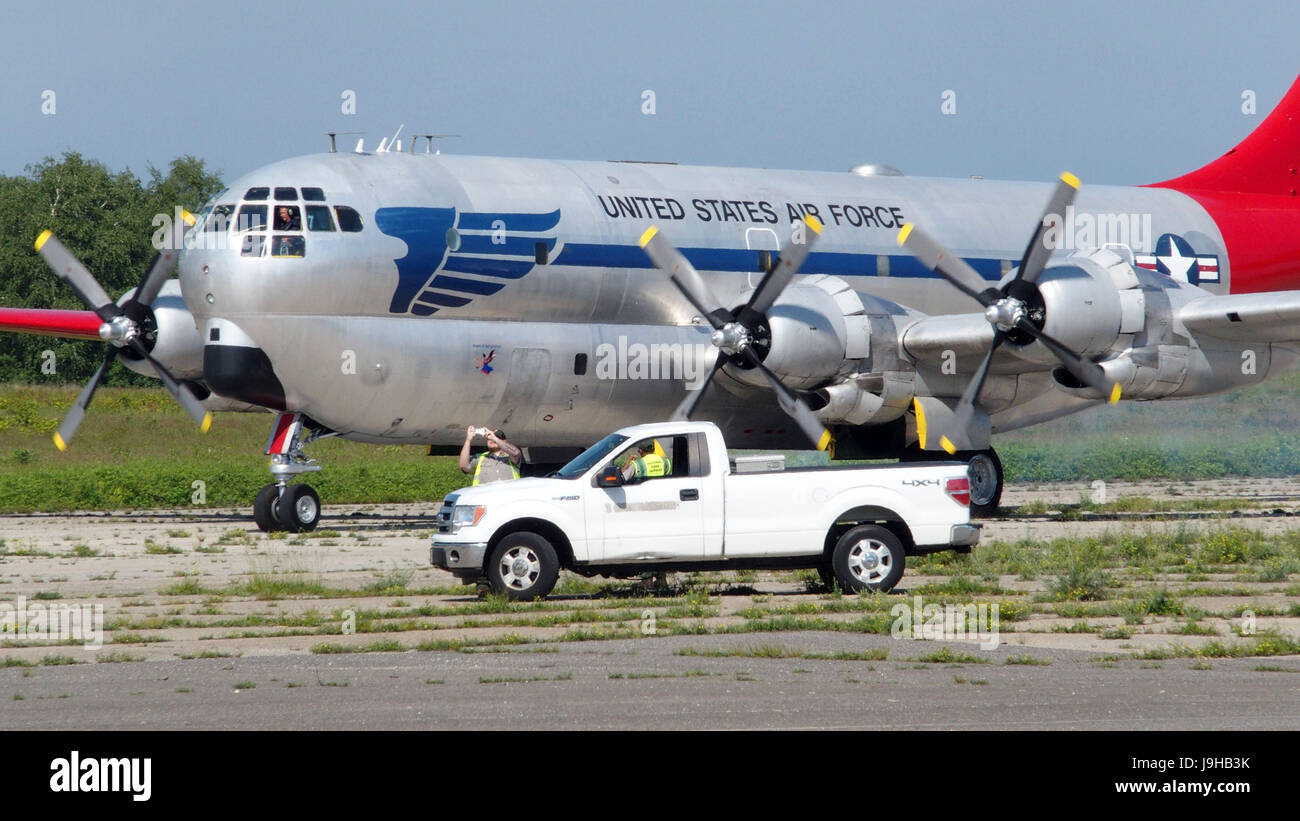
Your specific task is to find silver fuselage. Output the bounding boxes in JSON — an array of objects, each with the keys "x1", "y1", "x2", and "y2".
[{"x1": 178, "y1": 151, "x2": 1228, "y2": 451}]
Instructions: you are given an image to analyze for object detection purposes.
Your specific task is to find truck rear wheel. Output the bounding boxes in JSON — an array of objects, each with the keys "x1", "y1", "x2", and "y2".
[
  {"x1": 832, "y1": 525, "x2": 905, "y2": 593},
  {"x1": 486, "y1": 532, "x2": 559, "y2": 601}
]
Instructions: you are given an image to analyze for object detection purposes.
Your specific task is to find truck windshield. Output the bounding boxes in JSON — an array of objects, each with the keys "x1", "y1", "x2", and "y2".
[{"x1": 555, "y1": 433, "x2": 629, "y2": 479}]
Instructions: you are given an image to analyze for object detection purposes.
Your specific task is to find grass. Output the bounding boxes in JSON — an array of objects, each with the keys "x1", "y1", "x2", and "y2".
[{"x1": 909, "y1": 647, "x2": 989, "y2": 665}]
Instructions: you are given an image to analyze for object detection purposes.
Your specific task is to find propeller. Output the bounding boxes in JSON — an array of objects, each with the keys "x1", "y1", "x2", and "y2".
[
  {"x1": 896, "y1": 172, "x2": 1120, "y2": 454},
  {"x1": 34, "y1": 219, "x2": 211, "y2": 451},
  {"x1": 639, "y1": 217, "x2": 832, "y2": 451}
]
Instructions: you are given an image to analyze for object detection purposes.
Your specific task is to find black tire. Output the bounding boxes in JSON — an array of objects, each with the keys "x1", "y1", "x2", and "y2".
[
  {"x1": 253, "y1": 484, "x2": 282, "y2": 532},
  {"x1": 831, "y1": 524, "x2": 906, "y2": 593},
  {"x1": 816, "y1": 563, "x2": 838, "y2": 592},
  {"x1": 281, "y1": 484, "x2": 321, "y2": 533},
  {"x1": 486, "y1": 531, "x2": 559, "y2": 601},
  {"x1": 963, "y1": 448, "x2": 1003, "y2": 517}
]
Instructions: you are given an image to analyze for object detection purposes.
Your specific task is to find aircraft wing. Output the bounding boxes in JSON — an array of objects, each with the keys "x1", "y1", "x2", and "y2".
[
  {"x1": 899, "y1": 312, "x2": 995, "y2": 361},
  {"x1": 1179, "y1": 291, "x2": 1300, "y2": 343},
  {"x1": 0, "y1": 307, "x2": 102, "y2": 340}
]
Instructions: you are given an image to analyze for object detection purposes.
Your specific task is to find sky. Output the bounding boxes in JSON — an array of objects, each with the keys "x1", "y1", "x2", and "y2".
[{"x1": 1, "y1": 0, "x2": 1298, "y2": 188}]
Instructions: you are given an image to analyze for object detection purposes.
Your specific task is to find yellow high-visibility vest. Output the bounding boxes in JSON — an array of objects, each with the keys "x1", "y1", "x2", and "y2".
[
  {"x1": 472, "y1": 453, "x2": 521, "y2": 485},
  {"x1": 634, "y1": 453, "x2": 671, "y2": 478}
]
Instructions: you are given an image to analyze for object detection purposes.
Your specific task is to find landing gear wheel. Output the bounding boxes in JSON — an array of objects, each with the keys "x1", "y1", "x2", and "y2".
[
  {"x1": 282, "y1": 484, "x2": 321, "y2": 533},
  {"x1": 253, "y1": 484, "x2": 283, "y2": 533},
  {"x1": 832, "y1": 524, "x2": 905, "y2": 593},
  {"x1": 963, "y1": 448, "x2": 1003, "y2": 517},
  {"x1": 486, "y1": 532, "x2": 559, "y2": 601}
]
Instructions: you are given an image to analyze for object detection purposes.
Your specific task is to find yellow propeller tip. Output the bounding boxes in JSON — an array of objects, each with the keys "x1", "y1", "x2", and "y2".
[
  {"x1": 896, "y1": 223, "x2": 914, "y2": 246},
  {"x1": 35, "y1": 229, "x2": 52, "y2": 251},
  {"x1": 182, "y1": 209, "x2": 196, "y2": 226},
  {"x1": 816, "y1": 429, "x2": 832, "y2": 451},
  {"x1": 52, "y1": 432, "x2": 66, "y2": 451},
  {"x1": 939, "y1": 436, "x2": 957, "y2": 455},
  {"x1": 1108, "y1": 383, "x2": 1122, "y2": 405},
  {"x1": 1060, "y1": 171, "x2": 1080, "y2": 189},
  {"x1": 803, "y1": 215, "x2": 823, "y2": 234},
  {"x1": 200, "y1": 413, "x2": 213, "y2": 434},
  {"x1": 638, "y1": 226, "x2": 659, "y2": 248}
]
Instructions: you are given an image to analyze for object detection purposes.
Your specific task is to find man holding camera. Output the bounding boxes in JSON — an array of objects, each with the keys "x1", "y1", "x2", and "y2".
[{"x1": 458, "y1": 425, "x2": 522, "y2": 485}]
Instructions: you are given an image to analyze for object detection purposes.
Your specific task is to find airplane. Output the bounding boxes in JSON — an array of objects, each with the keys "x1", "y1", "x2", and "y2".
[{"x1": 5, "y1": 73, "x2": 1300, "y2": 532}]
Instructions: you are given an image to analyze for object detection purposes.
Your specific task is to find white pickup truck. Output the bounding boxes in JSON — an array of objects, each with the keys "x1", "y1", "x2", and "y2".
[{"x1": 430, "y1": 421, "x2": 979, "y2": 600}]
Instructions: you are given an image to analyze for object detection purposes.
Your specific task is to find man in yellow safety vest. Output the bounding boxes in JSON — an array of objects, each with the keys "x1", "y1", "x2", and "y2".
[
  {"x1": 459, "y1": 426, "x2": 522, "y2": 485},
  {"x1": 621, "y1": 440, "x2": 672, "y2": 482}
]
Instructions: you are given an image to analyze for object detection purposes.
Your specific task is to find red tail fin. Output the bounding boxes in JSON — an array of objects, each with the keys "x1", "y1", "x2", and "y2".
[
  {"x1": 1149, "y1": 74, "x2": 1300, "y2": 293},
  {"x1": 1153, "y1": 75, "x2": 1300, "y2": 195}
]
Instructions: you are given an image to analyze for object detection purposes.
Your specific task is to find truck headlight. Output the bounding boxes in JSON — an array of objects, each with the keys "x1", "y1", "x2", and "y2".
[{"x1": 451, "y1": 505, "x2": 486, "y2": 529}]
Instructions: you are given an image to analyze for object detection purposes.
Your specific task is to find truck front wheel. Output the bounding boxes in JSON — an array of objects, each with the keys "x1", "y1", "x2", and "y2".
[
  {"x1": 487, "y1": 532, "x2": 560, "y2": 601},
  {"x1": 832, "y1": 525, "x2": 905, "y2": 593}
]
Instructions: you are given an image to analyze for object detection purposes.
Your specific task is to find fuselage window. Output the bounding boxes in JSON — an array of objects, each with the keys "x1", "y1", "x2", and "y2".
[
  {"x1": 305, "y1": 205, "x2": 335, "y2": 231},
  {"x1": 272, "y1": 235, "x2": 305, "y2": 257},
  {"x1": 244, "y1": 187, "x2": 269, "y2": 201},
  {"x1": 241, "y1": 234, "x2": 266, "y2": 257},
  {"x1": 274, "y1": 187, "x2": 298, "y2": 201},
  {"x1": 274, "y1": 205, "x2": 302, "y2": 231},
  {"x1": 236, "y1": 204, "x2": 266, "y2": 232},
  {"x1": 335, "y1": 206, "x2": 364, "y2": 232},
  {"x1": 205, "y1": 204, "x2": 235, "y2": 232},
  {"x1": 301, "y1": 187, "x2": 326, "y2": 202}
]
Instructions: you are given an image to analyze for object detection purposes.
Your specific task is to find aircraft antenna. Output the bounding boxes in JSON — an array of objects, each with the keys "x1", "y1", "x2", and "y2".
[{"x1": 420, "y1": 133, "x2": 462, "y2": 154}]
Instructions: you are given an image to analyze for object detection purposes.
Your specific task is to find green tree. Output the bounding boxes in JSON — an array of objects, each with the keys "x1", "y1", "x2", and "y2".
[{"x1": 0, "y1": 153, "x2": 223, "y2": 385}]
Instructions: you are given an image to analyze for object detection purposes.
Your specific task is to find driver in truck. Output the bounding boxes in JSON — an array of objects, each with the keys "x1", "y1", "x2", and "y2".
[{"x1": 622, "y1": 439, "x2": 672, "y2": 482}]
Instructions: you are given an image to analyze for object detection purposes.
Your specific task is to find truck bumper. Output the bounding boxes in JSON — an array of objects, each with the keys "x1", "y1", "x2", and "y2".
[
  {"x1": 430, "y1": 540, "x2": 489, "y2": 575},
  {"x1": 949, "y1": 523, "x2": 982, "y2": 547}
]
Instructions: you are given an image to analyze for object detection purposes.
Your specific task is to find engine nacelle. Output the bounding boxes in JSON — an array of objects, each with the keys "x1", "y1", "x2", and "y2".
[
  {"x1": 118, "y1": 279, "x2": 205, "y2": 380},
  {"x1": 1031, "y1": 256, "x2": 1125, "y2": 359},
  {"x1": 730, "y1": 274, "x2": 868, "y2": 390}
]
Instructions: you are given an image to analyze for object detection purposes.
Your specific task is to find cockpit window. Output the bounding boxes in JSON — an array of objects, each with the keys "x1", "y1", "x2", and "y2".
[
  {"x1": 273, "y1": 205, "x2": 302, "y2": 231},
  {"x1": 274, "y1": 187, "x2": 298, "y2": 201},
  {"x1": 305, "y1": 205, "x2": 334, "y2": 231},
  {"x1": 241, "y1": 234, "x2": 266, "y2": 257},
  {"x1": 204, "y1": 204, "x2": 235, "y2": 232},
  {"x1": 335, "y1": 206, "x2": 363, "y2": 232},
  {"x1": 301, "y1": 187, "x2": 326, "y2": 202},
  {"x1": 272, "y1": 236, "x2": 305, "y2": 258},
  {"x1": 244, "y1": 187, "x2": 269, "y2": 201},
  {"x1": 236, "y1": 204, "x2": 266, "y2": 232}
]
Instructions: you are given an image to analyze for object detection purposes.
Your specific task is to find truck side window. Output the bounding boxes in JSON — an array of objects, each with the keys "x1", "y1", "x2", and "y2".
[{"x1": 617, "y1": 436, "x2": 688, "y2": 482}]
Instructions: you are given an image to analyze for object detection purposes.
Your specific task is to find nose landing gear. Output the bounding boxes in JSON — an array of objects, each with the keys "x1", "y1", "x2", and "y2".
[{"x1": 253, "y1": 412, "x2": 332, "y2": 532}]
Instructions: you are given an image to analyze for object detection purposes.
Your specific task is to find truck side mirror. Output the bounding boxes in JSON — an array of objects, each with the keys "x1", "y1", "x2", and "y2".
[{"x1": 596, "y1": 465, "x2": 623, "y2": 487}]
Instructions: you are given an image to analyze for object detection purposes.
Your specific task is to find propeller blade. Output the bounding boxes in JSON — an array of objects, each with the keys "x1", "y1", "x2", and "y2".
[
  {"x1": 1014, "y1": 318, "x2": 1121, "y2": 405},
  {"x1": 896, "y1": 223, "x2": 999, "y2": 307},
  {"x1": 671, "y1": 353, "x2": 725, "y2": 421},
  {"x1": 742, "y1": 215, "x2": 823, "y2": 317},
  {"x1": 740, "y1": 347, "x2": 832, "y2": 451},
  {"x1": 639, "y1": 226, "x2": 732, "y2": 329},
  {"x1": 941, "y1": 332, "x2": 1005, "y2": 454},
  {"x1": 34, "y1": 231, "x2": 119, "y2": 321},
  {"x1": 129, "y1": 340, "x2": 213, "y2": 431},
  {"x1": 1014, "y1": 172, "x2": 1080, "y2": 286},
  {"x1": 129, "y1": 210, "x2": 194, "y2": 308},
  {"x1": 53, "y1": 349, "x2": 118, "y2": 451}
]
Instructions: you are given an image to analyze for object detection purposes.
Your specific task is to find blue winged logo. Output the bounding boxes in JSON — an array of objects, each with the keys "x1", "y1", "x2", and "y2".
[{"x1": 375, "y1": 207, "x2": 561, "y2": 315}]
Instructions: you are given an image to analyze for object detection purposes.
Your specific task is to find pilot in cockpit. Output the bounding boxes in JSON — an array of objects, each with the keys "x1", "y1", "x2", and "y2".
[{"x1": 275, "y1": 206, "x2": 301, "y2": 231}]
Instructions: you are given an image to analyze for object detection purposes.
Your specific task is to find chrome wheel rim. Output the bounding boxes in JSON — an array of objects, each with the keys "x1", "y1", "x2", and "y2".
[
  {"x1": 499, "y1": 546, "x2": 540, "y2": 591},
  {"x1": 846, "y1": 539, "x2": 893, "y2": 585}
]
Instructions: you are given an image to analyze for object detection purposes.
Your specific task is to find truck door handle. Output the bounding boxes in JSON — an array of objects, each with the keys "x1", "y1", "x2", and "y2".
[{"x1": 680, "y1": 488, "x2": 699, "y2": 501}]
